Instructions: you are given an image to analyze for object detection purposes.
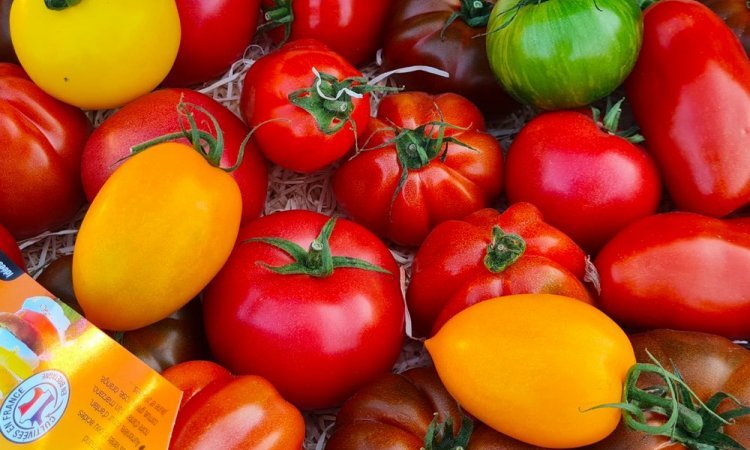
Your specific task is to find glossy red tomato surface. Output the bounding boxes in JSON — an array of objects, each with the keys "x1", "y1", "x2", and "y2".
[
  {"x1": 169, "y1": 373, "x2": 306, "y2": 450},
  {"x1": 261, "y1": 0, "x2": 393, "y2": 65},
  {"x1": 203, "y1": 210, "x2": 405, "y2": 409},
  {"x1": 162, "y1": 0, "x2": 260, "y2": 86},
  {"x1": 596, "y1": 212, "x2": 750, "y2": 339},
  {"x1": 407, "y1": 203, "x2": 588, "y2": 336},
  {"x1": 700, "y1": 0, "x2": 750, "y2": 56},
  {"x1": 0, "y1": 63, "x2": 91, "y2": 239},
  {"x1": 240, "y1": 39, "x2": 371, "y2": 173},
  {"x1": 505, "y1": 109, "x2": 662, "y2": 253},
  {"x1": 81, "y1": 88, "x2": 268, "y2": 223},
  {"x1": 333, "y1": 92, "x2": 504, "y2": 247},
  {"x1": 626, "y1": 0, "x2": 750, "y2": 216}
]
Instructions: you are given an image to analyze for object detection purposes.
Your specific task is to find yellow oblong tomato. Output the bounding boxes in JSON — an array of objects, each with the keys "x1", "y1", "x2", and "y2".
[
  {"x1": 73, "y1": 142, "x2": 241, "y2": 331},
  {"x1": 9, "y1": 0, "x2": 180, "y2": 109},
  {"x1": 425, "y1": 294, "x2": 635, "y2": 449}
]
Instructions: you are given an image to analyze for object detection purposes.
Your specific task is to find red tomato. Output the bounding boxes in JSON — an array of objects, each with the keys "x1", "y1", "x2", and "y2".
[
  {"x1": 699, "y1": 0, "x2": 750, "y2": 56},
  {"x1": 170, "y1": 374, "x2": 306, "y2": 450},
  {"x1": 162, "y1": 360, "x2": 233, "y2": 409},
  {"x1": 240, "y1": 39, "x2": 371, "y2": 173},
  {"x1": 381, "y1": 0, "x2": 517, "y2": 115},
  {"x1": 407, "y1": 203, "x2": 588, "y2": 336},
  {"x1": 595, "y1": 212, "x2": 750, "y2": 339},
  {"x1": 0, "y1": 63, "x2": 91, "y2": 239},
  {"x1": 0, "y1": 222, "x2": 23, "y2": 270},
  {"x1": 162, "y1": 0, "x2": 260, "y2": 87},
  {"x1": 626, "y1": 0, "x2": 750, "y2": 217},
  {"x1": 202, "y1": 210, "x2": 405, "y2": 409},
  {"x1": 504, "y1": 107, "x2": 662, "y2": 253},
  {"x1": 81, "y1": 88, "x2": 268, "y2": 223},
  {"x1": 260, "y1": 0, "x2": 392, "y2": 65},
  {"x1": 333, "y1": 92, "x2": 504, "y2": 247}
]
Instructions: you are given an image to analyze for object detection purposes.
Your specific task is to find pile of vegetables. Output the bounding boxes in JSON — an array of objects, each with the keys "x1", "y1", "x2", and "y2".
[{"x1": 3, "y1": 0, "x2": 750, "y2": 448}]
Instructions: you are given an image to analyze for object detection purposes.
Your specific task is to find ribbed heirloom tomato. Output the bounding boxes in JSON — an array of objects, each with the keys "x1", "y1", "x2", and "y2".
[
  {"x1": 73, "y1": 141, "x2": 242, "y2": 331},
  {"x1": 203, "y1": 210, "x2": 405, "y2": 409},
  {"x1": 333, "y1": 92, "x2": 504, "y2": 247}
]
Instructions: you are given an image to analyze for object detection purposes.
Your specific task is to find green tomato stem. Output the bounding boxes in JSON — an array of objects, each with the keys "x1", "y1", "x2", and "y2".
[{"x1": 484, "y1": 226, "x2": 526, "y2": 273}]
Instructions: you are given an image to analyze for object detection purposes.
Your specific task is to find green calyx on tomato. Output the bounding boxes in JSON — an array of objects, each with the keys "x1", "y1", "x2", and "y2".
[
  {"x1": 260, "y1": 0, "x2": 294, "y2": 43},
  {"x1": 130, "y1": 101, "x2": 249, "y2": 172},
  {"x1": 598, "y1": 354, "x2": 750, "y2": 449},
  {"x1": 484, "y1": 226, "x2": 526, "y2": 273},
  {"x1": 247, "y1": 217, "x2": 392, "y2": 278},
  {"x1": 441, "y1": 0, "x2": 495, "y2": 38},
  {"x1": 424, "y1": 411, "x2": 474, "y2": 450},
  {"x1": 591, "y1": 98, "x2": 644, "y2": 144},
  {"x1": 44, "y1": 0, "x2": 81, "y2": 11},
  {"x1": 289, "y1": 70, "x2": 395, "y2": 135}
]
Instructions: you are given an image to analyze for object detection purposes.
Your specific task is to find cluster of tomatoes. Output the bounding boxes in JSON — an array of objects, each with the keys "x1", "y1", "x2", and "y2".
[{"x1": 3, "y1": 0, "x2": 750, "y2": 448}]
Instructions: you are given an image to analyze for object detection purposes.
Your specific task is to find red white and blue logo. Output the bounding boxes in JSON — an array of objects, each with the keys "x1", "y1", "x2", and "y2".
[{"x1": 1, "y1": 370, "x2": 70, "y2": 443}]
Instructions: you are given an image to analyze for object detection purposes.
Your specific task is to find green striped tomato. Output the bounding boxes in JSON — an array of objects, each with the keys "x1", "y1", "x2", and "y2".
[{"x1": 486, "y1": 0, "x2": 643, "y2": 110}]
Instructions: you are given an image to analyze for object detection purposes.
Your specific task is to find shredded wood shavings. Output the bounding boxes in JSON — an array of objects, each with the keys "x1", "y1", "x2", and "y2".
[{"x1": 19, "y1": 32, "x2": 537, "y2": 449}]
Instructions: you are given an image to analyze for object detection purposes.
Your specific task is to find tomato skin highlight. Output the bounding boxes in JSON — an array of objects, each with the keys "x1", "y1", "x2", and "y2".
[
  {"x1": 261, "y1": 0, "x2": 393, "y2": 66},
  {"x1": 333, "y1": 92, "x2": 504, "y2": 247},
  {"x1": 626, "y1": 0, "x2": 750, "y2": 216},
  {"x1": 240, "y1": 39, "x2": 370, "y2": 173},
  {"x1": 0, "y1": 63, "x2": 91, "y2": 239},
  {"x1": 203, "y1": 210, "x2": 405, "y2": 410},
  {"x1": 486, "y1": 0, "x2": 643, "y2": 110},
  {"x1": 73, "y1": 143, "x2": 242, "y2": 331},
  {"x1": 169, "y1": 372, "x2": 306, "y2": 450},
  {"x1": 163, "y1": 0, "x2": 260, "y2": 87},
  {"x1": 381, "y1": 0, "x2": 518, "y2": 115},
  {"x1": 596, "y1": 212, "x2": 750, "y2": 340},
  {"x1": 81, "y1": 89, "x2": 268, "y2": 224},
  {"x1": 426, "y1": 294, "x2": 636, "y2": 448},
  {"x1": 407, "y1": 203, "x2": 588, "y2": 337},
  {"x1": 9, "y1": 0, "x2": 181, "y2": 109},
  {"x1": 504, "y1": 109, "x2": 662, "y2": 253}
]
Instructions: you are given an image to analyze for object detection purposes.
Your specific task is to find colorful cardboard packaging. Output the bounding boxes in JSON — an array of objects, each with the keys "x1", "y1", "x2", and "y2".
[{"x1": 0, "y1": 251, "x2": 182, "y2": 449}]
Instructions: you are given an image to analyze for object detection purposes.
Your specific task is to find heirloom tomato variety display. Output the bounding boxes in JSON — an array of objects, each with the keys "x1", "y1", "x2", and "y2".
[
  {"x1": 9, "y1": 0, "x2": 181, "y2": 109},
  {"x1": 427, "y1": 294, "x2": 636, "y2": 448},
  {"x1": 407, "y1": 203, "x2": 588, "y2": 336},
  {"x1": 0, "y1": 63, "x2": 91, "y2": 239},
  {"x1": 596, "y1": 212, "x2": 750, "y2": 340},
  {"x1": 504, "y1": 104, "x2": 662, "y2": 253},
  {"x1": 203, "y1": 210, "x2": 405, "y2": 409},
  {"x1": 14, "y1": 0, "x2": 750, "y2": 448},
  {"x1": 73, "y1": 142, "x2": 242, "y2": 331},
  {"x1": 486, "y1": 0, "x2": 643, "y2": 109},
  {"x1": 240, "y1": 39, "x2": 373, "y2": 173},
  {"x1": 162, "y1": 0, "x2": 260, "y2": 87},
  {"x1": 81, "y1": 89, "x2": 268, "y2": 223},
  {"x1": 381, "y1": 0, "x2": 517, "y2": 114},
  {"x1": 627, "y1": 0, "x2": 750, "y2": 217},
  {"x1": 333, "y1": 92, "x2": 504, "y2": 247},
  {"x1": 260, "y1": 0, "x2": 392, "y2": 65}
]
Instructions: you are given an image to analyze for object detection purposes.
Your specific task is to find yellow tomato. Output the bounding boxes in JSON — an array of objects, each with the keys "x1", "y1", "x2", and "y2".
[
  {"x1": 10, "y1": 0, "x2": 180, "y2": 109},
  {"x1": 73, "y1": 143, "x2": 241, "y2": 331},
  {"x1": 425, "y1": 293, "x2": 635, "y2": 448}
]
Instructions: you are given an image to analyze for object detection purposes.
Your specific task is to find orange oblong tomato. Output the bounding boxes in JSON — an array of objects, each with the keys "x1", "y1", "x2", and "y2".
[
  {"x1": 73, "y1": 142, "x2": 242, "y2": 331},
  {"x1": 426, "y1": 294, "x2": 636, "y2": 448}
]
